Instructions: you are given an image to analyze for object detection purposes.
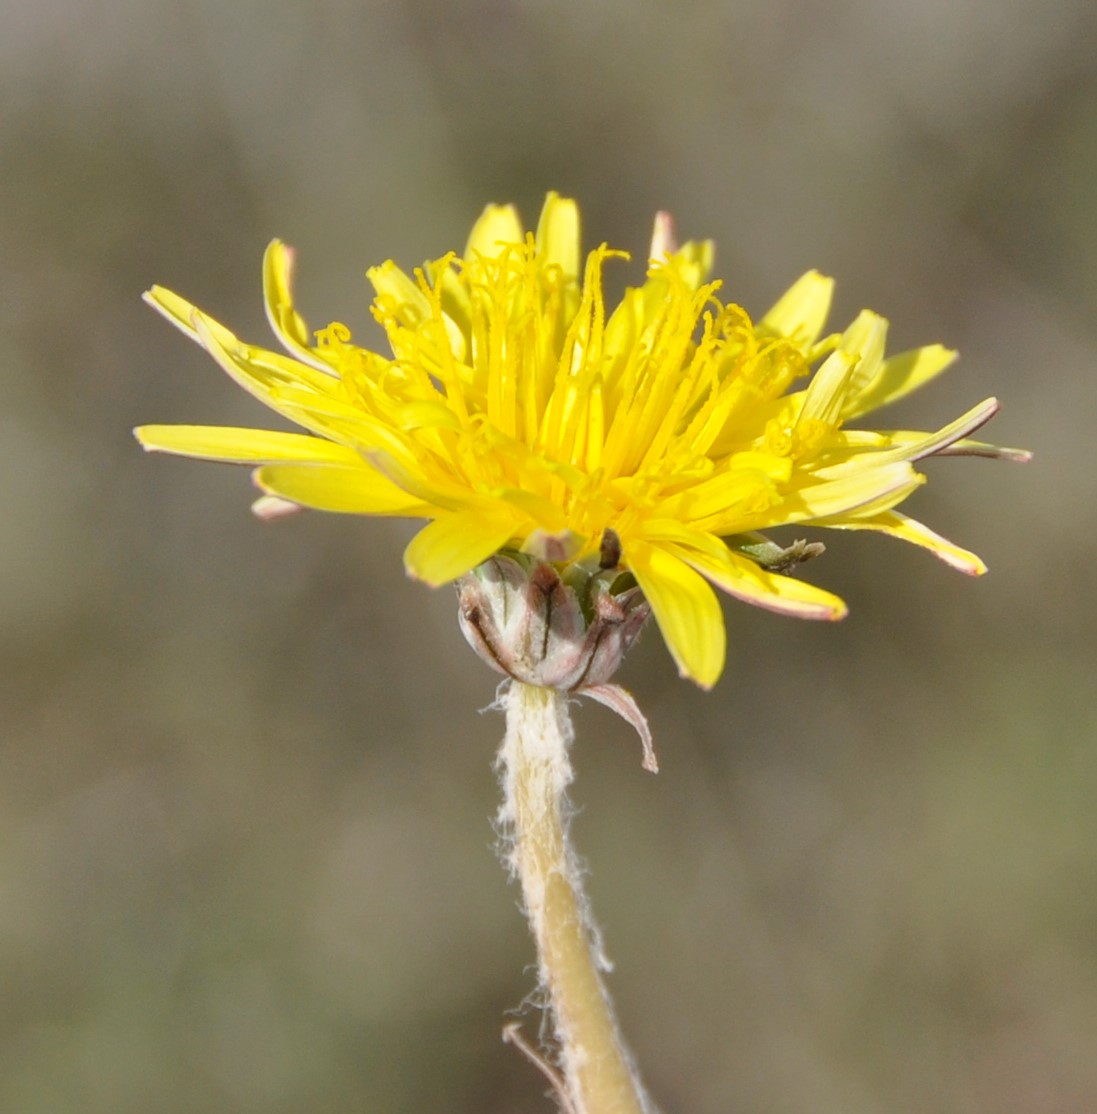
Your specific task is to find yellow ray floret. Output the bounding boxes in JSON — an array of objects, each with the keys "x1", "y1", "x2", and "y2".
[{"x1": 135, "y1": 192, "x2": 1027, "y2": 687}]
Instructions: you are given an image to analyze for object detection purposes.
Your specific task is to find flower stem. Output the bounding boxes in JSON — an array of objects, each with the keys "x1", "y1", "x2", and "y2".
[{"x1": 498, "y1": 681, "x2": 653, "y2": 1114}]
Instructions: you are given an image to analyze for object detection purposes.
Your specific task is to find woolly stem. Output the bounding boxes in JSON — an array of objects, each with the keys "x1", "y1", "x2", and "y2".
[{"x1": 498, "y1": 681, "x2": 653, "y2": 1114}]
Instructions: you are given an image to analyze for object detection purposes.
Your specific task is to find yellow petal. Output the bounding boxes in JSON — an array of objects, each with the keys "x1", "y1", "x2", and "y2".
[
  {"x1": 843, "y1": 343, "x2": 957, "y2": 418},
  {"x1": 369, "y1": 259, "x2": 467, "y2": 365},
  {"x1": 787, "y1": 462, "x2": 923, "y2": 522},
  {"x1": 655, "y1": 455, "x2": 791, "y2": 524},
  {"x1": 143, "y1": 286, "x2": 237, "y2": 350},
  {"x1": 638, "y1": 520, "x2": 846, "y2": 620},
  {"x1": 179, "y1": 308, "x2": 340, "y2": 397},
  {"x1": 188, "y1": 316, "x2": 366, "y2": 441},
  {"x1": 686, "y1": 460, "x2": 922, "y2": 536},
  {"x1": 815, "y1": 399, "x2": 1001, "y2": 478},
  {"x1": 394, "y1": 400, "x2": 464, "y2": 433},
  {"x1": 150, "y1": 296, "x2": 367, "y2": 448},
  {"x1": 366, "y1": 260, "x2": 433, "y2": 325},
  {"x1": 760, "y1": 270, "x2": 835, "y2": 349},
  {"x1": 403, "y1": 508, "x2": 523, "y2": 585},
  {"x1": 254, "y1": 462, "x2": 432, "y2": 515},
  {"x1": 898, "y1": 396, "x2": 999, "y2": 462},
  {"x1": 495, "y1": 487, "x2": 570, "y2": 533},
  {"x1": 661, "y1": 239, "x2": 715, "y2": 292},
  {"x1": 822, "y1": 511, "x2": 987, "y2": 575},
  {"x1": 671, "y1": 541, "x2": 847, "y2": 620},
  {"x1": 625, "y1": 538, "x2": 726, "y2": 689},
  {"x1": 798, "y1": 348, "x2": 856, "y2": 428},
  {"x1": 836, "y1": 310, "x2": 888, "y2": 408},
  {"x1": 262, "y1": 240, "x2": 336, "y2": 373},
  {"x1": 134, "y1": 424, "x2": 362, "y2": 464},
  {"x1": 464, "y1": 203, "x2": 524, "y2": 259},
  {"x1": 535, "y1": 192, "x2": 581, "y2": 286},
  {"x1": 361, "y1": 445, "x2": 503, "y2": 515}
]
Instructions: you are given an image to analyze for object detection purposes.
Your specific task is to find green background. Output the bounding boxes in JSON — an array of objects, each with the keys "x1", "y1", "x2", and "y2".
[{"x1": 2, "y1": 2, "x2": 1092, "y2": 1111}]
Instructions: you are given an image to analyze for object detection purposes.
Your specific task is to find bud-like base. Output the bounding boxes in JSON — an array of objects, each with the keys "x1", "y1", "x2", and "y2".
[
  {"x1": 458, "y1": 554, "x2": 657, "y2": 771},
  {"x1": 458, "y1": 554, "x2": 650, "y2": 690}
]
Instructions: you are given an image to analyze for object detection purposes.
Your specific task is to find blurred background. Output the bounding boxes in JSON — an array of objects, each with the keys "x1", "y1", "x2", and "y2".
[{"x1": 2, "y1": 1, "x2": 1093, "y2": 1111}]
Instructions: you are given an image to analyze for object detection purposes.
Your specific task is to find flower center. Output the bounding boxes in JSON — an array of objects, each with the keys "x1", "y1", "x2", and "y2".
[{"x1": 317, "y1": 239, "x2": 810, "y2": 555}]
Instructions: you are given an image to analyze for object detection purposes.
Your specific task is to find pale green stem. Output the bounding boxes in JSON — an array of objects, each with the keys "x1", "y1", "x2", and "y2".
[{"x1": 498, "y1": 681, "x2": 654, "y2": 1114}]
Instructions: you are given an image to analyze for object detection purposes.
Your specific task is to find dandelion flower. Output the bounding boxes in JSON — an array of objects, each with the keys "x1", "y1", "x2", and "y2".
[
  {"x1": 137, "y1": 193, "x2": 1028, "y2": 1114},
  {"x1": 136, "y1": 193, "x2": 1025, "y2": 689}
]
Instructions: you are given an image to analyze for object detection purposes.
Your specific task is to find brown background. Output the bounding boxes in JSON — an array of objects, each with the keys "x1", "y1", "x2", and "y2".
[{"x1": 2, "y1": 1, "x2": 1092, "y2": 1111}]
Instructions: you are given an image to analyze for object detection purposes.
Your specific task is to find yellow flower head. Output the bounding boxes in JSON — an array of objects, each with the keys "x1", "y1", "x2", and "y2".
[{"x1": 136, "y1": 193, "x2": 1026, "y2": 688}]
